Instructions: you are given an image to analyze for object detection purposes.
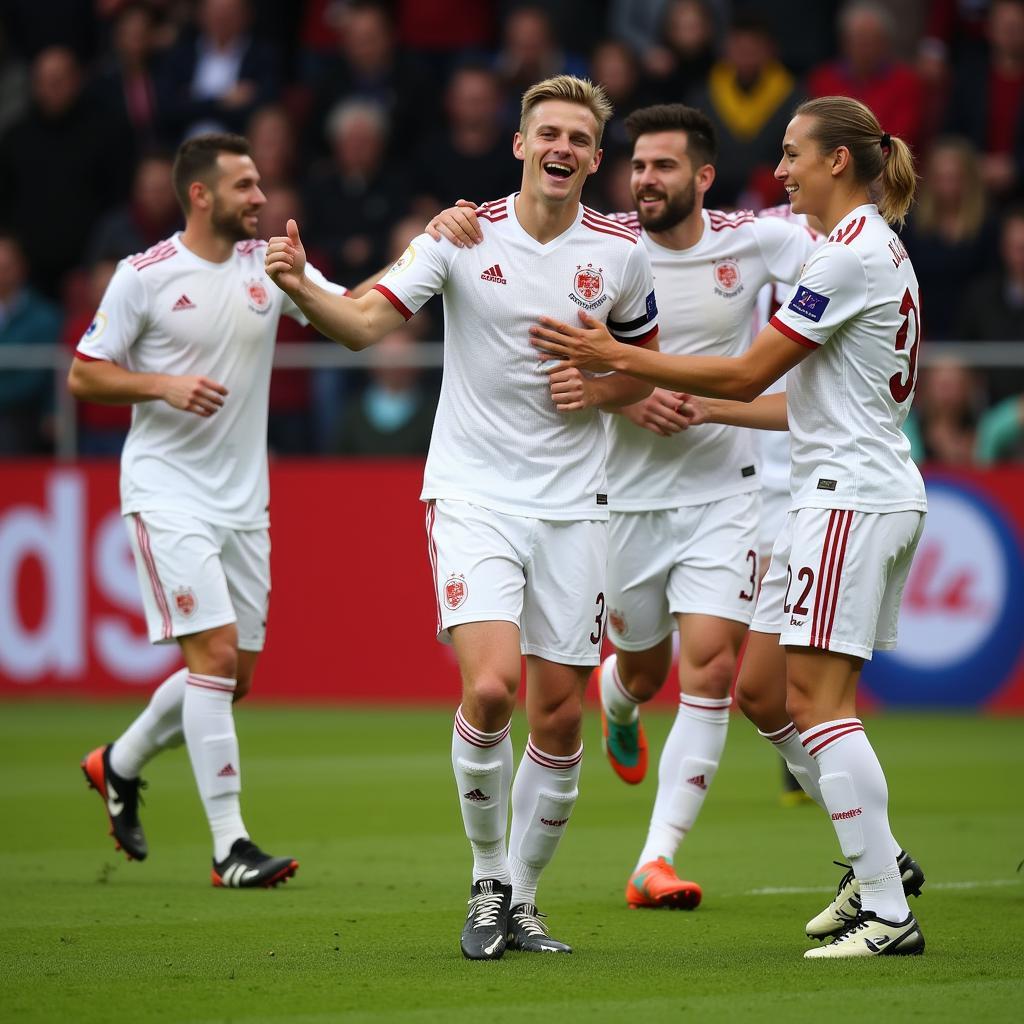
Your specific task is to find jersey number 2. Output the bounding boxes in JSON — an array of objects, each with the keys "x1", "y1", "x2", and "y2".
[{"x1": 889, "y1": 288, "x2": 922, "y2": 403}]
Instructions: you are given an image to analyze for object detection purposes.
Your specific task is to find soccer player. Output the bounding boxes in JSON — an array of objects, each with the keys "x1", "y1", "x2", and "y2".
[
  {"x1": 432, "y1": 105, "x2": 821, "y2": 911},
  {"x1": 530, "y1": 96, "x2": 929, "y2": 958},
  {"x1": 69, "y1": 133, "x2": 348, "y2": 888},
  {"x1": 265, "y1": 76, "x2": 659, "y2": 959}
]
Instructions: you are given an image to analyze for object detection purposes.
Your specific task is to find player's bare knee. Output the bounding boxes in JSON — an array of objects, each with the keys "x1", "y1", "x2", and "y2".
[
  {"x1": 465, "y1": 675, "x2": 516, "y2": 723},
  {"x1": 537, "y1": 695, "x2": 583, "y2": 743},
  {"x1": 682, "y1": 649, "x2": 736, "y2": 700}
]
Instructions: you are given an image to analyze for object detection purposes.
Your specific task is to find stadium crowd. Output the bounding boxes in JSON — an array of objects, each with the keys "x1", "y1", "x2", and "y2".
[{"x1": 0, "y1": 0, "x2": 1022, "y2": 460}]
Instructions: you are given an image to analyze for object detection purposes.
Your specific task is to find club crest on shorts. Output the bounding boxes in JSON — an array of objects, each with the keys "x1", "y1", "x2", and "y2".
[
  {"x1": 173, "y1": 587, "x2": 198, "y2": 617},
  {"x1": 444, "y1": 573, "x2": 468, "y2": 611},
  {"x1": 713, "y1": 259, "x2": 743, "y2": 297},
  {"x1": 245, "y1": 278, "x2": 271, "y2": 314},
  {"x1": 570, "y1": 264, "x2": 608, "y2": 309}
]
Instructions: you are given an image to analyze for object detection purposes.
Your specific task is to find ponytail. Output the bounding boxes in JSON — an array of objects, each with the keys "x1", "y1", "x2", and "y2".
[{"x1": 795, "y1": 96, "x2": 918, "y2": 228}]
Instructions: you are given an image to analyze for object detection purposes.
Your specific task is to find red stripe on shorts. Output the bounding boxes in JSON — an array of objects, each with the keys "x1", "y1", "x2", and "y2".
[{"x1": 133, "y1": 514, "x2": 172, "y2": 639}]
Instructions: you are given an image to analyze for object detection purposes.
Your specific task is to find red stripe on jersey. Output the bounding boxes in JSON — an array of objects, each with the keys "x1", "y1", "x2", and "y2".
[
  {"x1": 769, "y1": 314, "x2": 819, "y2": 349},
  {"x1": 131, "y1": 248, "x2": 176, "y2": 271},
  {"x1": 580, "y1": 218, "x2": 637, "y2": 244},
  {"x1": 477, "y1": 212, "x2": 508, "y2": 223},
  {"x1": 129, "y1": 241, "x2": 176, "y2": 269},
  {"x1": 373, "y1": 283, "x2": 413, "y2": 320},
  {"x1": 824, "y1": 511, "x2": 854, "y2": 649},
  {"x1": 583, "y1": 205, "x2": 637, "y2": 229},
  {"x1": 604, "y1": 210, "x2": 642, "y2": 234},
  {"x1": 581, "y1": 211, "x2": 638, "y2": 237},
  {"x1": 841, "y1": 217, "x2": 867, "y2": 246},
  {"x1": 615, "y1": 324, "x2": 658, "y2": 346},
  {"x1": 236, "y1": 239, "x2": 266, "y2": 255},
  {"x1": 74, "y1": 351, "x2": 107, "y2": 362}
]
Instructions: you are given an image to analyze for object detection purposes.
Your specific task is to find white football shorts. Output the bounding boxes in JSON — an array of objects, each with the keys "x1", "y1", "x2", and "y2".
[
  {"x1": 125, "y1": 511, "x2": 270, "y2": 650},
  {"x1": 606, "y1": 490, "x2": 762, "y2": 652},
  {"x1": 751, "y1": 506, "x2": 925, "y2": 660},
  {"x1": 425, "y1": 499, "x2": 608, "y2": 666},
  {"x1": 758, "y1": 479, "x2": 790, "y2": 562}
]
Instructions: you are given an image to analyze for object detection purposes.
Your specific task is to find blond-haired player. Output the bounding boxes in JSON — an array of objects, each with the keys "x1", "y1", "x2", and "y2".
[
  {"x1": 531, "y1": 96, "x2": 929, "y2": 959},
  {"x1": 265, "y1": 76, "x2": 659, "y2": 959}
]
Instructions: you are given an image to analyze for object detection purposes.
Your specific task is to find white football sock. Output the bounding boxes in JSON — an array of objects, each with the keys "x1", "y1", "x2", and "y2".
[
  {"x1": 508, "y1": 737, "x2": 582, "y2": 907},
  {"x1": 599, "y1": 653, "x2": 641, "y2": 724},
  {"x1": 636, "y1": 693, "x2": 730, "y2": 870},
  {"x1": 183, "y1": 673, "x2": 247, "y2": 862},
  {"x1": 803, "y1": 718, "x2": 909, "y2": 921},
  {"x1": 109, "y1": 668, "x2": 188, "y2": 778},
  {"x1": 451, "y1": 706, "x2": 513, "y2": 884},
  {"x1": 757, "y1": 721, "x2": 826, "y2": 809}
]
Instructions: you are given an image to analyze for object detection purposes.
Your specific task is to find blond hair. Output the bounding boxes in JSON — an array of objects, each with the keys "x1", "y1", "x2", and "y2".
[
  {"x1": 519, "y1": 75, "x2": 613, "y2": 148},
  {"x1": 795, "y1": 96, "x2": 917, "y2": 228},
  {"x1": 914, "y1": 137, "x2": 987, "y2": 241}
]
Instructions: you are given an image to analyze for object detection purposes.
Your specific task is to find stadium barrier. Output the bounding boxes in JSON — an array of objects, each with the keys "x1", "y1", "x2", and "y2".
[{"x1": 1, "y1": 460, "x2": 1022, "y2": 710}]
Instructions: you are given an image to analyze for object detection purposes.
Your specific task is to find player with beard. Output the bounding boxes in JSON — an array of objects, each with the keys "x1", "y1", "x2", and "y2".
[
  {"x1": 70, "y1": 133, "x2": 350, "y2": 887},
  {"x1": 430, "y1": 104, "x2": 819, "y2": 910}
]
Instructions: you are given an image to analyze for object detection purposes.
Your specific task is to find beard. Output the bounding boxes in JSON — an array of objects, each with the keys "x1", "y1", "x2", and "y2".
[
  {"x1": 210, "y1": 197, "x2": 259, "y2": 242},
  {"x1": 634, "y1": 179, "x2": 697, "y2": 232}
]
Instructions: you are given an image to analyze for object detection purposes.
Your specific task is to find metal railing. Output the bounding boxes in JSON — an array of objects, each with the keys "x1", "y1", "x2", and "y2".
[{"x1": 2, "y1": 340, "x2": 1022, "y2": 460}]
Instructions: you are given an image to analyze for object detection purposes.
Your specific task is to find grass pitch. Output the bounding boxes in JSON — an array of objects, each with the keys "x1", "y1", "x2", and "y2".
[{"x1": 1, "y1": 702, "x2": 1021, "y2": 1023}]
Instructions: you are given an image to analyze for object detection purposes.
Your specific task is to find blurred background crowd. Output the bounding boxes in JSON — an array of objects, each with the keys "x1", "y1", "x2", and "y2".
[{"x1": 0, "y1": 0, "x2": 1022, "y2": 462}]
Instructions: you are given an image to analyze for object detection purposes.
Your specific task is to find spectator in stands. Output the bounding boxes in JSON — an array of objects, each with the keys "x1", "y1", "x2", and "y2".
[
  {"x1": 639, "y1": 0, "x2": 718, "y2": 102},
  {"x1": 87, "y1": 152, "x2": 181, "y2": 264},
  {"x1": 0, "y1": 235, "x2": 62, "y2": 455},
  {"x1": 247, "y1": 104, "x2": 297, "y2": 193},
  {"x1": 413, "y1": 63, "x2": 520, "y2": 209},
  {"x1": 691, "y1": 10, "x2": 802, "y2": 208},
  {"x1": 956, "y1": 205, "x2": 1024, "y2": 400},
  {"x1": 494, "y1": 6, "x2": 587, "y2": 108},
  {"x1": 394, "y1": 0, "x2": 496, "y2": 73},
  {"x1": 975, "y1": 394, "x2": 1024, "y2": 462},
  {"x1": 302, "y1": 99, "x2": 411, "y2": 287},
  {"x1": 902, "y1": 138, "x2": 997, "y2": 340},
  {"x1": 807, "y1": 2, "x2": 925, "y2": 154},
  {"x1": 156, "y1": 0, "x2": 280, "y2": 140},
  {"x1": 305, "y1": 1, "x2": 437, "y2": 162},
  {"x1": 60, "y1": 256, "x2": 130, "y2": 454},
  {"x1": 329, "y1": 328, "x2": 438, "y2": 457},
  {"x1": 945, "y1": 0, "x2": 1024, "y2": 197},
  {"x1": 905, "y1": 360, "x2": 982, "y2": 465},
  {"x1": 91, "y1": 2, "x2": 163, "y2": 154},
  {"x1": 259, "y1": 185, "x2": 321, "y2": 454},
  {"x1": 590, "y1": 40, "x2": 654, "y2": 156},
  {"x1": 0, "y1": 23, "x2": 29, "y2": 139},
  {"x1": 0, "y1": 46, "x2": 126, "y2": 297}
]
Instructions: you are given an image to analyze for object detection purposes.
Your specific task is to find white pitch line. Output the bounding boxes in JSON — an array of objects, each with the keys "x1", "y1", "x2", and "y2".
[{"x1": 744, "y1": 879, "x2": 1020, "y2": 896}]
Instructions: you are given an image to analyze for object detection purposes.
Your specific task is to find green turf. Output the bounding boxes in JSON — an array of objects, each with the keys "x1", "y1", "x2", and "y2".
[{"x1": 1, "y1": 703, "x2": 1021, "y2": 1023}]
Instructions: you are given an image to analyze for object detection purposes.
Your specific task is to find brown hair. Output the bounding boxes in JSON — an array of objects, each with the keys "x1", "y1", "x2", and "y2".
[
  {"x1": 171, "y1": 132, "x2": 252, "y2": 212},
  {"x1": 794, "y1": 96, "x2": 916, "y2": 227},
  {"x1": 519, "y1": 75, "x2": 613, "y2": 148},
  {"x1": 914, "y1": 137, "x2": 987, "y2": 242},
  {"x1": 624, "y1": 103, "x2": 718, "y2": 167}
]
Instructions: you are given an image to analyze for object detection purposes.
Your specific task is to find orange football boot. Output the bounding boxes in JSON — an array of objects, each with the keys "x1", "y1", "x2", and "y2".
[
  {"x1": 600, "y1": 703, "x2": 648, "y2": 785},
  {"x1": 626, "y1": 857, "x2": 703, "y2": 910}
]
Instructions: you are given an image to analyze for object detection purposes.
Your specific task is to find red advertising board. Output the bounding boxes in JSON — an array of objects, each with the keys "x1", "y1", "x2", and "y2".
[{"x1": 1, "y1": 461, "x2": 1022, "y2": 709}]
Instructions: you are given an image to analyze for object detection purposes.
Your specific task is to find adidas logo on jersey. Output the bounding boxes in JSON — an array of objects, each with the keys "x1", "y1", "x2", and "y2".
[
  {"x1": 463, "y1": 788, "x2": 489, "y2": 802},
  {"x1": 480, "y1": 264, "x2": 507, "y2": 285},
  {"x1": 217, "y1": 763, "x2": 238, "y2": 777},
  {"x1": 686, "y1": 774, "x2": 708, "y2": 790},
  {"x1": 172, "y1": 294, "x2": 196, "y2": 311}
]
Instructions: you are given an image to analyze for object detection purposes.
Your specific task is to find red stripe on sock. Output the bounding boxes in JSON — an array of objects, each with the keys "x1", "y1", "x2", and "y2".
[{"x1": 807, "y1": 724, "x2": 865, "y2": 757}]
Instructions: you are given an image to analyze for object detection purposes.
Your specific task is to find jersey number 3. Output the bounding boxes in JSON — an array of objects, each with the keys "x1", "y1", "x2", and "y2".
[{"x1": 889, "y1": 288, "x2": 922, "y2": 403}]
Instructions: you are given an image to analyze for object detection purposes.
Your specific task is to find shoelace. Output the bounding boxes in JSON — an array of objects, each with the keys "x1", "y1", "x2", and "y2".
[
  {"x1": 120, "y1": 778, "x2": 147, "y2": 822},
  {"x1": 512, "y1": 906, "x2": 549, "y2": 937},
  {"x1": 467, "y1": 890, "x2": 504, "y2": 928},
  {"x1": 832, "y1": 860, "x2": 855, "y2": 897}
]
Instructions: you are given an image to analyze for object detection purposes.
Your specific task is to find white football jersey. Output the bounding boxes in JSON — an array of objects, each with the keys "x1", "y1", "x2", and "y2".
[
  {"x1": 603, "y1": 207, "x2": 819, "y2": 510},
  {"x1": 374, "y1": 194, "x2": 659, "y2": 520},
  {"x1": 770, "y1": 204, "x2": 927, "y2": 513},
  {"x1": 76, "y1": 233, "x2": 346, "y2": 527}
]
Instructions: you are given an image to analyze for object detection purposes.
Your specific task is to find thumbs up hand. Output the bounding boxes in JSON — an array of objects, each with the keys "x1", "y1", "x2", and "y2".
[{"x1": 265, "y1": 217, "x2": 308, "y2": 295}]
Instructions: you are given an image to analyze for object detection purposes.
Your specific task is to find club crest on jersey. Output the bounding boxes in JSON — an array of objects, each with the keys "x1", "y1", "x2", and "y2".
[
  {"x1": 713, "y1": 259, "x2": 743, "y2": 297},
  {"x1": 609, "y1": 608, "x2": 628, "y2": 637},
  {"x1": 245, "y1": 279, "x2": 271, "y2": 314},
  {"x1": 444, "y1": 574, "x2": 468, "y2": 611},
  {"x1": 789, "y1": 285, "x2": 830, "y2": 322},
  {"x1": 570, "y1": 264, "x2": 608, "y2": 309},
  {"x1": 173, "y1": 587, "x2": 198, "y2": 617}
]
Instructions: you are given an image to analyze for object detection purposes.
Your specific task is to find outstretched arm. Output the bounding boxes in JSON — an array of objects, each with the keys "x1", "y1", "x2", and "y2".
[
  {"x1": 266, "y1": 219, "x2": 405, "y2": 349},
  {"x1": 682, "y1": 390, "x2": 788, "y2": 430},
  {"x1": 531, "y1": 316, "x2": 809, "y2": 403}
]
